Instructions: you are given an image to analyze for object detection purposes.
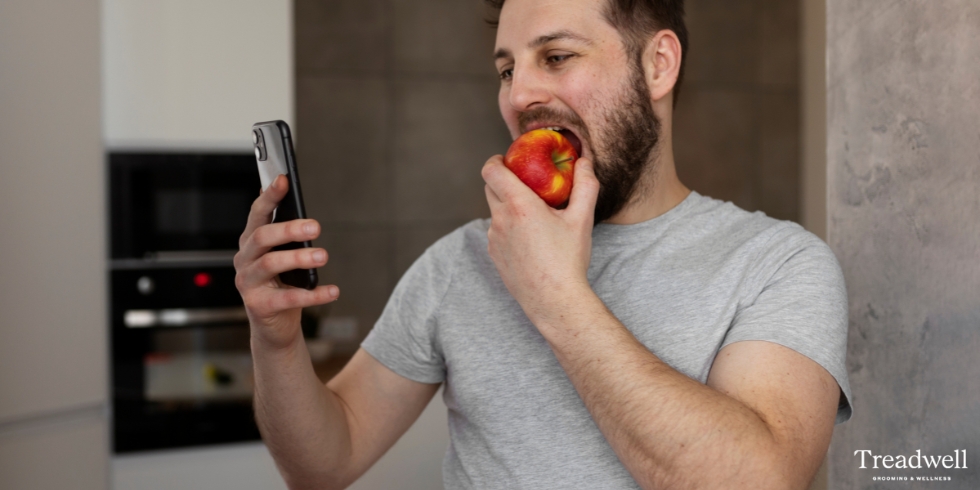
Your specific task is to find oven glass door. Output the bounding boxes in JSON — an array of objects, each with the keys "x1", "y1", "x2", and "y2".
[{"x1": 110, "y1": 152, "x2": 259, "y2": 260}]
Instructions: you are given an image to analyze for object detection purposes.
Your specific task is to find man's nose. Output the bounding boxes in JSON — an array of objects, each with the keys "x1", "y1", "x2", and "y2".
[{"x1": 508, "y1": 66, "x2": 552, "y2": 112}]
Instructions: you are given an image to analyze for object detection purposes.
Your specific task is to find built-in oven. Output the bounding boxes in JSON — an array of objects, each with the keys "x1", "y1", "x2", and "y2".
[{"x1": 109, "y1": 152, "x2": 265, "y2": 453}]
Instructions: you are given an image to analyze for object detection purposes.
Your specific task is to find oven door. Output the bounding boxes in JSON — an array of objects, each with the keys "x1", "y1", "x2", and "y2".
[{"x1": 110, "y1": 266, "x2": 261, "y2": 453}]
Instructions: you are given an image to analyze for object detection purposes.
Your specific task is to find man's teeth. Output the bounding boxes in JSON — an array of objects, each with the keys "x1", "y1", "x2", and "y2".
[{"x1": 544, "y1": 126, "x2": 563, "y2": 132}]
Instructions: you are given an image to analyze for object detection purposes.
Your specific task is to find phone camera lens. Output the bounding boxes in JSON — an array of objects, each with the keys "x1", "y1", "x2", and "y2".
[{"x1": 253, "y1": 128, "x2": 267, "y2": 161}]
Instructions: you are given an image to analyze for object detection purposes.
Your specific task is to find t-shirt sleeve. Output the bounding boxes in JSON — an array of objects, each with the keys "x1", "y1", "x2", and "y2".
[
  {"x1": 359, "y1": 231, "x2": 460, "y2": 384},
  {"x1": 721, "y1": 224, "x2": 853, "y2": 424}
]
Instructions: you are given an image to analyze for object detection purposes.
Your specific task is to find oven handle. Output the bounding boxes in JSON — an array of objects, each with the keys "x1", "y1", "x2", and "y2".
[{"x1": 124, "y1": 307, "x2": 249, "y2": 328}]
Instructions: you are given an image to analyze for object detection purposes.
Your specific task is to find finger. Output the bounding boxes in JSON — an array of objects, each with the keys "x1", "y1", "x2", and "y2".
[
  {"x1": 237, "y1": 218, "x2": 320, "y2": 265},
  {"x1": 565, "y1": 158, "x2": 600, "y2": 219},
  {"x1": 238, "y1": 247, "x2": 328, "y2": 289},
  {"x1": 248, "y1": 284, "x2": 340, "y2": 316},
  {"x1": 484, "y1": 184, "x2": 504, "y2": 211},
  {"x1": 481, "y1": 155, "x2": 537, "y2": 204},
  {"x1": 241, "y1": 174, "x2": 288, "y2": 246}
]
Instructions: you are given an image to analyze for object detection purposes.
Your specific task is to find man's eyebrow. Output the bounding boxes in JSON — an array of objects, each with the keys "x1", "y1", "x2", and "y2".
[
  {"x1": 494, "y1": 47, "x2": 512, "y2": 62},
  {"x1": 493, "y1": 30, "x2": 593, "y2": 62},
  {"x1": 530, "y1": 30, "x2": 593, "y2": 49}
]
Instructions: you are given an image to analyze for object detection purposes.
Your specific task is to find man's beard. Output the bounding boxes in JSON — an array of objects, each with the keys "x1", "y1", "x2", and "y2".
[{"x1": 518, "y1": 64, "x2": 661, "y2": 223}]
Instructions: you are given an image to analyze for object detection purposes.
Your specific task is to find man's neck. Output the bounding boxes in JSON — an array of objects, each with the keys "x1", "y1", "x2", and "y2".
[{"x1": 602, "y1": 148, "x2": 690, "y2": 226}]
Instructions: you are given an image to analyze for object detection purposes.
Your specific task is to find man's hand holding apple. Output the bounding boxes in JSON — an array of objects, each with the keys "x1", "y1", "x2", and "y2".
[{"x1": 481, "y1": 152, "x2": 600, "y2": 339}]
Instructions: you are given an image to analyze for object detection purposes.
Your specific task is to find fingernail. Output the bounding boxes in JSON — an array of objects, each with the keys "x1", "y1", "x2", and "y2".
[
  {"x1": 312, "y1": 250, "x2": 326, "y2": 262},
  {"x1": 304, "y1": 222, "x2": 316, "y2": 235},
  {"x1": 328, "y1": 286, "x2": 339, "y2": 298}
]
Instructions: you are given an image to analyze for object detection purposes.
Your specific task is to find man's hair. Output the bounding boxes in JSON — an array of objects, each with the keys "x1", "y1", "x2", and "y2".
[{"x1": 485, "y1": 0, "x2": 689, "y2": 105}]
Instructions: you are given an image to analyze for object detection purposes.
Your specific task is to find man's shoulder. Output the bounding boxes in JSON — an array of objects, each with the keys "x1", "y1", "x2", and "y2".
[
  {"x1": 684, "y1": 192, "x2": 829, "y2": 258},
  {"x1": 667, "y1": 193, "x2": 839, "y2": 286},
  {"x1": 409, "y1": 218, "x2": 491, "y2": 276},
  {"x1": 424, "y1": 218, "x2": 490, "y2": 258}
]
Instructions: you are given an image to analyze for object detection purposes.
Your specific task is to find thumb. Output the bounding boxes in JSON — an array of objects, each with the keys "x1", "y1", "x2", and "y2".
[{"x1": 566, "y1": 158, "x2": 599, "y2": 217}]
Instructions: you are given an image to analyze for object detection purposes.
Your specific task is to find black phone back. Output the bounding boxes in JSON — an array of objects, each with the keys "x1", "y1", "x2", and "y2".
[{"x1": 252, "y1": 120, "x2": 318, "y2": 290}]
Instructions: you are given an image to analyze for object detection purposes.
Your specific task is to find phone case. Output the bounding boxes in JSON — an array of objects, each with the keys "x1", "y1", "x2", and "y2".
[{"x1": 252, "y1": 120, "x2": 319, "y2": 290}]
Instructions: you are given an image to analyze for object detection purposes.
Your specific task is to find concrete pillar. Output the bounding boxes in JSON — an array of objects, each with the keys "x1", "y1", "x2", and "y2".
[{"x1": 826, "y1": 1, "x2": 980, "y2": 488}]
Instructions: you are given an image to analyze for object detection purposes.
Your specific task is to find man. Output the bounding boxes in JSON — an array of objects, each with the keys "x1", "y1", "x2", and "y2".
[{"x1": 234, "y1": 0, "x2": 852, "y2": 488}]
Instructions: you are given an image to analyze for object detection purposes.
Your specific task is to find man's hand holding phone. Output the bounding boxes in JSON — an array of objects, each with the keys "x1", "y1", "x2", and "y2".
[{"x1": 234, "y1": 174, "x2": 339, "y2": 351}]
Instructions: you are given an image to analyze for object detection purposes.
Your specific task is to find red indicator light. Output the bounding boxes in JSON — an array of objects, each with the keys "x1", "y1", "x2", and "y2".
[{"x1": 193, "y1": 272, "x2": 212, "y2": 287}]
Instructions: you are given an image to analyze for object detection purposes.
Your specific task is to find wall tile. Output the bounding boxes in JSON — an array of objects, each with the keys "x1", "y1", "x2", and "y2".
[
  {"x1": 295, "y1": 0, "x2": 387, "y2": 76},
  {"x1": 390, "y1": 0, "x2": 499, "y2": 77},
  {"x1": 673, "y1": 87, "x2": 759, "y2": 210},
  {"x1": 684, "y1": 0, "x2": 762, "y2": 86},
  {"x1": 760, "y1": 0, "x2": 800, "y2": 87},
  {"x1": 314, "y1": 226, "x2": 393, "y2": 341},
  {"x1": 760, "y1": 92, "x2": 800, "y2": 221},
  {"x1": 296, "y1": 77, "x2": 390, "y2": 225},
  {"x1": 392, "y1": 80, "x2": 510, "y2": 223}
]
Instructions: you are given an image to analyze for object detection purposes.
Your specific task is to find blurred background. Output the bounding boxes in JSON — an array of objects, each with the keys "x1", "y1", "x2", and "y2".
[{"x1": 2, "y1": 0, "x2": 977, "y2": 489}]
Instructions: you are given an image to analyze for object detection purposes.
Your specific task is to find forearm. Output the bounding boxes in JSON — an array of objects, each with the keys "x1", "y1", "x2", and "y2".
[
  {"x1": 251, "y1": 333, "x2": 353, "y2": 488},
  {"x1": 533, "y1": 290, "x2": 791, "y2": 490}
]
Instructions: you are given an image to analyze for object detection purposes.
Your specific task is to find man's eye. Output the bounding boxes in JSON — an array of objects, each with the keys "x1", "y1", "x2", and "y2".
[
  {"x1": 547, "y1": 54, "x2": 573, "y2": 64},
  {"x1": 499, "y1": 68, "x2": 513, "y2": 81}
]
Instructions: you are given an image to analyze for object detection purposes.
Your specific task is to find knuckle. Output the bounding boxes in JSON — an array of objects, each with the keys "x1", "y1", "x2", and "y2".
[
  {"x1": 289, "y1": 220, "x2": 306, "y2": 239},
  {"x1": 261, "y1": 295, "x2": 278, "y2": 314},
  {"x1": 277, "y1": 289, "x2": 298, "y2": 310},
  {"x1": 250, "y1": 196, "x2": 269, "y2": 215},
  {"x1": 257, "y1": 252, "x2": 278, "y2": 272},
  {"x1": 234, "y1": 272, "x2": 245, "y2": 292},
  {"x1": 242, "y1": 290, "x2": 261, "y2": 310},
  {"x1": 255, "y1": 224, "x2": 280, "y2": 248},
  {"x1": 252, "y1": 226, "x2": 269, "y2": 247},
  {"x1": 281, "y1": 221, "x2": 297, "y2": 239},
  {"x1": 481, "y1": 164, "x2": 495, "y2": 181}
]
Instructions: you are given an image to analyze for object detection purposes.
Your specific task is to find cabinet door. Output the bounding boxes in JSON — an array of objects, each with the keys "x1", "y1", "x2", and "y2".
[
  {"x1": 0, "y1": 411, "x2": 108, "y2": 490},
  {"x1": 0, "y1": 0, "x2": 105, "y2": 421}
]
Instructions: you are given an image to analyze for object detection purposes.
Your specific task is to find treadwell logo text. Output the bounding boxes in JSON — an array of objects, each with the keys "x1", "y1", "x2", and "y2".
[{"x1": 854, "y1": 449, "x2": 968, "y2": 469}]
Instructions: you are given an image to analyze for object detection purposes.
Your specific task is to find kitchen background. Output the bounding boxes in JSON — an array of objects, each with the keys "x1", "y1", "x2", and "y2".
[{"x1": 3, "y1": 0, "x2": 977, "y2": 489}]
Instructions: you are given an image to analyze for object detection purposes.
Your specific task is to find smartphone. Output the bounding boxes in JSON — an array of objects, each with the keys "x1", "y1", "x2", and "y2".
[{"x1": 252, "y1": 120, "x2": 318, "y2": 290}]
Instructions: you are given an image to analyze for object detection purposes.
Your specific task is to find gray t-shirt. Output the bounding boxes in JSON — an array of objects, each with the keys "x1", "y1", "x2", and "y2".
[{"x1": 362, "y1": 191, "x2": 852, "y2": 489}]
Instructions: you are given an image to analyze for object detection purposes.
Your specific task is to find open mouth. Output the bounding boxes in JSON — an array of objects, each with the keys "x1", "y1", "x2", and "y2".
[{"x1": 538, "y1": 126, "x2": 583, "y2": 157}]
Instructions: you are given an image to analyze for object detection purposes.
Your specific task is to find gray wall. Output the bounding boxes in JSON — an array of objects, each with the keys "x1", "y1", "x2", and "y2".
[
  {"x1": 0, "y1": 0, "x2": 108, "y2": 488},
  {"x1": 294, "y1": 0, "x2": 507, "y2": 342},
  {"x1": 677, "y1": 0, "x2": 802, "y2": 222},
  {"x1": 826, "y1": 1, "x2": 980, "y2": 488}
]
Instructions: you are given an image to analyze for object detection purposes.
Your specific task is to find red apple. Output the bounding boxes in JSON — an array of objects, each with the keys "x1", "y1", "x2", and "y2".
[{"x1": 503, "y1": 129, "x2": 579, "y2": 207}]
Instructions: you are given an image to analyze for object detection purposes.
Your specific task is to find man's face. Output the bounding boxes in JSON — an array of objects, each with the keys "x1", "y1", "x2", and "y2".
[{"x1": 494, "y1": 0, "x2": 661, "y2": 223}]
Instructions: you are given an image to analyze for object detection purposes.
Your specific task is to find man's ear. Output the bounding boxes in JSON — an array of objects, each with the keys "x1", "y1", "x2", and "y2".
[{"x1": 641, "y1": 30, "x2": 682, "y2": 103}]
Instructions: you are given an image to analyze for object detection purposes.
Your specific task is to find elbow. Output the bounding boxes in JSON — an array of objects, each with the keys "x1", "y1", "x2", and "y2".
[
  {"x1": 282, "y1": 472, "x2": 352, "y2": 490},
  {"x1": 639, "y1": 450, "x2": 806, "y2": 490},
  {"x1": 745, "y1": 448, "x2": 818, "y2": 490}
]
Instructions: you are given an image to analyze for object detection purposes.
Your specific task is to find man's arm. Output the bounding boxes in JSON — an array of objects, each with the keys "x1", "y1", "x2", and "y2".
[
  {"x1": 530, "y1": 291, "x2": 838, "y2": 489},
  {"x1": 253, "y1": 344, "x2": 439, "y2": 489},
  {"x1": 237, "y1": 175, "x2": 439, "y2": 489},
  {"x1": 481, "y1": 157, "x2": 839, "y2": 489}
]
